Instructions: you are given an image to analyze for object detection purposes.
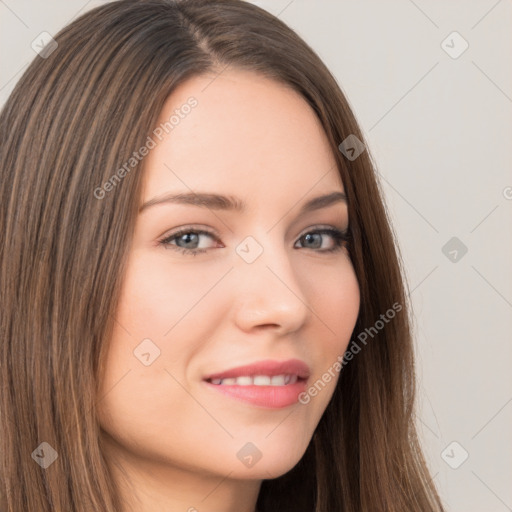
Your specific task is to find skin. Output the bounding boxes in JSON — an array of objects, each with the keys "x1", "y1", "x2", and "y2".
[{"x1": 97, "y1": 69, "x2": 360, "y2": 512}]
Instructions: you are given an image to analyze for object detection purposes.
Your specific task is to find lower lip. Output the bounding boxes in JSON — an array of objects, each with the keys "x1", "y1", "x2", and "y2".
[{"x1": 204, "y1": 380, "x2": 307, "y2": 409}]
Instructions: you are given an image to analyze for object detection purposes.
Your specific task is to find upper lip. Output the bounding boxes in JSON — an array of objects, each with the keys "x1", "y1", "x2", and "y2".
[{"x1": 203, "y1": 358, "x2": 311, "y2": 381}]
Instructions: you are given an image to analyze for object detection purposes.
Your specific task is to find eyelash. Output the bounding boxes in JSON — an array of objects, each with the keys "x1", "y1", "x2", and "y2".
[{"x1": 158, "y1": 226, "x2": 349, "y2": 257}]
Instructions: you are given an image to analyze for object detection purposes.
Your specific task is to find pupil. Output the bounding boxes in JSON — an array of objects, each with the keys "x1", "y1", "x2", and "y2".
[
  {"x1": 305, "y1": 233, "x2": 320, "y2": 248},
  {"x1": 181, "y1": 233, "x2": 198, "y2": 248}
]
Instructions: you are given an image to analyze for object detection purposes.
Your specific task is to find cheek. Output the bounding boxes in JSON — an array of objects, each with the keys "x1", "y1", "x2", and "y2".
[
  {"x1": 303, "y1": 253, "x2": 360, "y2": 349},
  {"x1": 97, "y1": 250, "x2": 233, "y2": 422},
  {"x1": 115, "y1": 249, "x2": 231, "y2": 340},
  {"x1": 96, "y1": 251, "x2": 217, "y2": 416},
  {"x1": 316, "y1": 264, "x2": 360, "y2": 334},
  {"x1": 96, "y1": 251, "x2": 223, "y2": 465},
  {"x1": 298, "y1": 256, "x2": 360, "y2": 409}
]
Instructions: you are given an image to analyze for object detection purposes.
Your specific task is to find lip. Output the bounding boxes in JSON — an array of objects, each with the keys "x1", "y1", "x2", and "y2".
[{"x1": 203, "y1": 358, "x2": 310, "y2": 409}]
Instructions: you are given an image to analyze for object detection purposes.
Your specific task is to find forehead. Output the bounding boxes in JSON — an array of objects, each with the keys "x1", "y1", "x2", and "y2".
[{"x1": 142, "y1": 69, "x2": 343, "y2": 205}]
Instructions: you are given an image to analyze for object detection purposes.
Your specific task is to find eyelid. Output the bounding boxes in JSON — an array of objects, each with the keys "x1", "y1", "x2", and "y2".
[
  {"x1": 158, "y1": 224, "x2": 222, "y2": 242},
  {"x1": 296, "y1": 223, "x2": 347, "y2": 237}
]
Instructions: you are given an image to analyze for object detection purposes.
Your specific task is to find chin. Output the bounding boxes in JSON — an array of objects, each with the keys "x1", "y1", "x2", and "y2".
[{"x1": 222, "y1": 433, "x2": 312, "y2": 480}]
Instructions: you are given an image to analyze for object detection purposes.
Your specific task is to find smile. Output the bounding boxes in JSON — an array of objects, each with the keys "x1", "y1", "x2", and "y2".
[
  {"x1": 208, "y1": 374, "x2": 299, "y2": 386},
  {"x1": 203, "y1": 359, "x2": 310, "y2": 408}
]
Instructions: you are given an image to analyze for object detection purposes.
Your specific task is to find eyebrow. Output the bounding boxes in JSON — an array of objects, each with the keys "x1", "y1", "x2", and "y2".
[{"x1": 139, "y1": 190, "x2": 347, "y2": 215}]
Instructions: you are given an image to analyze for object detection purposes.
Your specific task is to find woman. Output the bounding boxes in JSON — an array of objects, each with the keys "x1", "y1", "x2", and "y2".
[{"x1": 0, "y1": 0, "x2": 445, "y2": 510}]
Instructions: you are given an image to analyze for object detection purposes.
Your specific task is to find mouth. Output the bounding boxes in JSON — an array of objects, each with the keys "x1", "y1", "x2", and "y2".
[
  {"x1": 207, "y1": 374, "x2": 302, "y2": 386},
  {"x1": 202, "y1": 359, "x2": 310, "y2": 409}
]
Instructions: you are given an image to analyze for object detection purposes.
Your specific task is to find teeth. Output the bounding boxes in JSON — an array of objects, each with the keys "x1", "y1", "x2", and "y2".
[
  {"x1": 235, "y1": 376, "x2": 253, "y2": 386},
  {"x1": 253, "y1": 375, "x2": 271, "y2": 386},
  {"x1": 209, "y1": 374, "x2": 298, "y2": 386},
  {"x1": 270, "y1": 375, "x2": 285, "y2": 386}
]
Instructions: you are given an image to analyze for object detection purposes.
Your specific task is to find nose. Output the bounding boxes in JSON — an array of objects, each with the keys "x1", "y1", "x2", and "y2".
[{"x1": 230, "y1": 234, "x2": 310, "y2": 335}]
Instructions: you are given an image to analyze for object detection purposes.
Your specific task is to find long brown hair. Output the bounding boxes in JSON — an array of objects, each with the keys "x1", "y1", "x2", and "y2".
[{"x1": 0, "y1": 1, "x2": 445, "y2": 510}]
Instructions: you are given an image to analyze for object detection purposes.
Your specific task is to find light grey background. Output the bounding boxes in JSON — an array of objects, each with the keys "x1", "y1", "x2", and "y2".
[{"x1": 1, "y1": 1, "x2": 511, "y2": 510}]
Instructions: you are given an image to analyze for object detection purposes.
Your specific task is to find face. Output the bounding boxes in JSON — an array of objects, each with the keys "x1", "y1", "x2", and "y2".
[{"x1": 97, "y1": 69, "x2": 360, "y2": 486}]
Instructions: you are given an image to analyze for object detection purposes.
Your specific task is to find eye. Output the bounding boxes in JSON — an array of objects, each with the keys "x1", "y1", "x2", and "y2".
[
  {"x1": 158, "y1": 226, "x2": 349, "y2": 256},
  {"x1": 294, "y1": 228, "x2": 349, "y2": 253},
  {"x1": 159, "y1": 228, "x2": 220, "y2": 256}
]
